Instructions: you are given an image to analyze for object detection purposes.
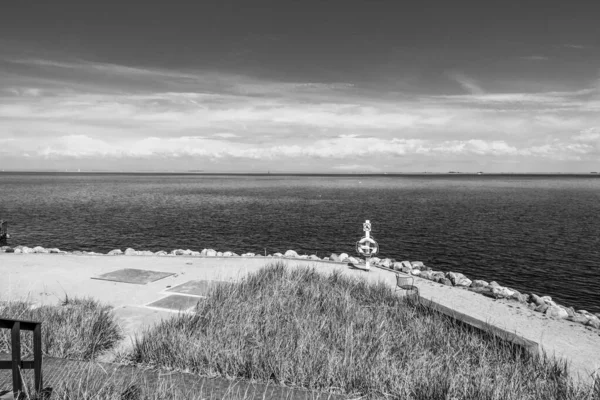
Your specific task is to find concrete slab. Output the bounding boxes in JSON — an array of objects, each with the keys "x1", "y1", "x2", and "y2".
[
  {"x1": 166, "y1": 279, "x2": 228, "y2": 297},
  {"x1": 92, "y1": 268, "x2": 175, "y2": 284},
  {"x1": 146, "y1": 295, "x2": 202, "y2": 311}
]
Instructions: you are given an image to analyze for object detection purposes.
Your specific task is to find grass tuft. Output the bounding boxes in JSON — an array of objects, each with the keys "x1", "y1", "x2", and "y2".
[
  {"x1": 0, "y1": 296, "x2": 123, "y2": 361},
  {"x1": 127, "y1": 262, "x2": 600, "y2": 399}
]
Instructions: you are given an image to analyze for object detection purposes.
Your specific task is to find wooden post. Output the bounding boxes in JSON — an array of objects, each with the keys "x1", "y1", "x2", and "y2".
[
  {"x1": 11, "y1": 321, "x2": 21, "y2": 395},
  {"x1": 33, "y1": 323, "x2": 43, "y2": 393}
]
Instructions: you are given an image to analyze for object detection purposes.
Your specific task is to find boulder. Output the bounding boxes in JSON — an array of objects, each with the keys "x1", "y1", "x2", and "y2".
[
  {"x1": 329, "y1": 253, "x2": 340, "y2": 262},
  {"x1": 545, "y1": 306, "x2": 569, "y2": 319},
  {"x1": 491, "y1": 286, "x2": 514, "y2": 299},
  {"x1": 22, "y1": 247, "x2": 34, "y2": 254},
  {"x1": 411, "y1": 261, "x2": 424, "y2": 269},
  {"x1": 139, "y1": 250, "x2": 154, "y2": 256},
  {"x1": 470, "y1": 286, "x2": 493, "y2": 296},
  {"x1": 586, "y1": 317, "x2": 600, "y2": 329},
  {"x1": 565, "y1": 307, "x2": 576, "y2": 317},
  {"x1": 242, "y1": 253, "x2": 256, "y2": 257},
  {"x1": 13, "y1": 248, "x2": 22, "y2": 254},
  {"x1": 216, "y1": 252, "x2": 223, "y2": 257},
  {"x1": 529, "y1": 294, "x2": 544, "y2": 307},
  {"x1": 380, "y1": 258, "x2": 393, "y2": 268},
  {"x1": 323, "y1": 257, "x2": 330, "y2": 261},
  {"x1": 124, "y1": 248, "x2": 137, "y2": 256},
  {"x1": 370, "y1": 257, "x2": 381, "y2": 264},
  {"x1": 285, "y1": 250, "x2": 299, "y2": 258},
  {"x1": 456, "y1": 277, "x2": 472, "y2": 287},
  {"x1": 48, "y1": 248, "x2": 61, "y2": 253},
  {"x1": 541, "y1": 296, "x2": 553, "y2": 303},
  {"x1": 489, "y1": 281, "x2": 501, "y2": 288},
  {"x1": 347, "y1": 256, "x2": 359, "y2": 264},
  {"x1": 527, "y1": 303, "x2": 536, "y2": 310},
  {"x1": 471, "y1": 280, "x2": 489, "y2": 288},
  {"x1": 206, "y1": 249, "x2": 217, "y2": 257},
  {"x1": 172, "y1": 249, "x2": 185, "y2": 256},
  {"x1": 298, "y1": 255, "x2": 309, "y2": 259},
  {"x1": 155, "y1": 251, "x2": 168, "y2": 256},
  {"x1": 223, "y1": 251, "x2": 234, "y2": 257},
  {"x1": 33, "y1": 246, "x2": 48, "y2": 253},
  {"x1": 182, "y1": 249, "x2": 193, "y2": 256},
  {"x1": 273, "y1": 252, "x2": 283, "y2": 257},
  {"x1": 392, "y1": 262, "x2": 403, "y2": 271},
  {"x1": 446, "y1": 272, "x2": 468, "y2": 286},
  {"x1": 72, "y1": 251, "x2": 84, "y2": 255},
  {"x1": 411, "y1": 269, "x2": 421, "y2": 276},
  {"x1": 534, "y1": 304, "x2": 549, "y2": 313},
  {"x1": 401, "y1": 265, "x2": 412, "y2": 274},
  {"x1": 419, "y1": 270, "x2": 435, "y2": 280},
  {"x1": 309, "y1": 255, "x2": 321, "y2": 260},
  {"x1": 338, "y1": 253, "x2": 349, "y2": 262},
  {"x1": 567, "y1": 315, "x2": 590, "y2": 324},
  {"x1": 1, "y1": 246, "x2": 12, "y2": 253},
  {"x1": 440, "y1": 278, "x2": 453, "y2": 286}
]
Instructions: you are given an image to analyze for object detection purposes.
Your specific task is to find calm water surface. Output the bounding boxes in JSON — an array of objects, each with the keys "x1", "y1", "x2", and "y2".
[{"x1": 1, "y1": 173, "x2": 599, "y2": 313}]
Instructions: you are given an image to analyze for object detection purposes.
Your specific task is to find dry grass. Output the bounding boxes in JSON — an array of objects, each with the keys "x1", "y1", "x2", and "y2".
[
  {"x1": 127, "y1": 263, "x2": 600, "y2": 399},
  {"x1": 0, "y1": 296, "x2": 122, "y2": 361}
]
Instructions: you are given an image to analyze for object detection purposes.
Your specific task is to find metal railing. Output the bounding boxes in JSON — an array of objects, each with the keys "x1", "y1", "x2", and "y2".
[{"x1": 0, "y1": 318, "x2": 43, "y2": 396}]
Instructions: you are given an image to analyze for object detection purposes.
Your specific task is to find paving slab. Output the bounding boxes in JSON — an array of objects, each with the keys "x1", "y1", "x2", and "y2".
[
  {"x1": 166, "y1": 279, "x2": 228, "y2": 296},
  {"x1": 146, "y1": 294, "x2": 202, "y2": 311},
  {"x1": 92, "y1": 268, "x2": 175, "y2": 284}
]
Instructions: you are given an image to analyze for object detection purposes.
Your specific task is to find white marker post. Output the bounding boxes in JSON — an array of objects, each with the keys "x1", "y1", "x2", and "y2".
[{"x1": 356, "y1": 220, "x2": 379, "y2": 270}]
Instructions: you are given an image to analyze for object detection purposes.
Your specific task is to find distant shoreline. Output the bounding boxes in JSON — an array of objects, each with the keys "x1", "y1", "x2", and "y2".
[{"x1": 1, "y1": 171, "x2": 600, "y2": 177}]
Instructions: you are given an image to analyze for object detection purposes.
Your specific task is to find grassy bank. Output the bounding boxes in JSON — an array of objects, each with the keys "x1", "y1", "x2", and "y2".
[
  {"x1": 0, "y1": 296, "x2": 122, "y2": 361},
  {"x1": 128, "y1": 263, "x2": 599, "y2": 399}
]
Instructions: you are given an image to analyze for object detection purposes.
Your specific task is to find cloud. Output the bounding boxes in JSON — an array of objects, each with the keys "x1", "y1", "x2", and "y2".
[
  {"x1": 2, "y1": 53, "x2": 600, "y2": 171},
  {"x1": 521, "y1": 55, "x2": 549, "y2": 61},
  {"x1": 446, "y1": 72, "x2": 485, "y2": 95}
]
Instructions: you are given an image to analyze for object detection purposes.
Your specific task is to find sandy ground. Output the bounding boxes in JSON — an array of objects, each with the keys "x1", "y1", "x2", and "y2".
[{"x1": 1, "y1": 253, "x2": 599, "y2": 385}]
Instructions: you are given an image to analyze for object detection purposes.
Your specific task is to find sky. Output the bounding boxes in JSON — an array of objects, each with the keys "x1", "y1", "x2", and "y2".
[{"x1": 1, "y1": 1, "x2": 599, "y2": 173}]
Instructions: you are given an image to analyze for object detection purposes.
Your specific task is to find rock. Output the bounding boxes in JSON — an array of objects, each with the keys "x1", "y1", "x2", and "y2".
[
  {"x1": 391, "y1": 262, "x2": 402, "y2": 270},
  {"x1": 535, "y1": 304, "x2": 549, "y2": 313},
  {"x1": 446, "y1": 272, "x2": 468, "y2": 286},
  {"x1": 508, "y1": 289, "x2": 524, "y2": 302},
  {"x1": 567, "y1": 315, "x2": 590, "y2": 324},
  {"x1": 489, "y1": 281, "x2": 501, "y2": 288},
  {"x1": 541, "y1": 296, "x2": 553, "y2": 303},
  {"x1": 347, "y1": 256, "x2": 359, "y2": 264},
  {"x1": 470, "y1": 286, "x2": 493, "y2": 296},
  {"x1": 223, "y1": 251, "x2": 234, "y2": 257},
  {"x1": 545, "y1": 306, "x2": 569, "y2": 319},
  {"x1": 200, "y1": 249, "x2": 208, "y2": 256},
  {"x1": 190, "y1": 251, "x2": 201, "y2": 256},
  {"x1": 48, "y1": 248, "x2": 61, "y2": 253},
  {"x1": 284, "y1": 250, "x2": 299, "y2": 258},
  {"x1": 139, "y1": 250, "x2": 154, "y2": 256},
  {"x1": 419, "y1": 270, "x2": 435, "y2": 280},
  {"x1": 529, "y1": 294, "x2": 545, "y2": 307},
  {"x1": 527, "y1": 302, "x2": 536, "y2": 310},
  {"x1": 155, "y1": 251, "x2": 167, "y2": 256},
  {"x1": 242, "y1": 253, "x2": 256, "y2": 257},
  {"x1": 565, "y1": 307, "x2": 576, "y2": 317},
  {"x1": 380, "y1": 258, "x2": 393, "y2": 268},
  {"x1": 431, "y1": 271, "x2": 445, "y2": 281},
  {"x1": 72, "y1": 251, "x2": 84, "y2": 255},
  {"x1": 33, "y1": 246, "x2": 48, "y2": 253},
  {"x1": 181, "y1": 249, "x2": 192, "y2": 256},
  {"x1": 216, "y1": 252, "x2": 223, "y2": 257},
  {"x1": 586, "y1": 317, "x2": 600, "y2": 329},
  {"x1": 411, "y1": 261, "x2": 424, "y2": 269},
  {"x1": 514, "y1": 293, "x2": 529, "y2": 303},
  {"x1": 401, "y1": 265, "x2": 412, "y2": 274},
  {"x1": 455, "y1": 277, "x2": 472, "y2": 287},
  {"x1": 14, "y1": 248, "x2": 22, "y2": 254},
  {"x1": 309, "y1": 255, "x2": 321, "y2": 260},
  {"x1": 471, "y1": 280, "x2": 489, "y2": 288},
  {"x1": 370, "y1": 257, "x2": 381, "y2": 264},
  {"x1": 491, "y1": 286, "x2": 514, "y2": 299},
  {"x1": 338, "y1": 253, "x2": 349, "y2": 262},
  {"x1": 273, "y1": 252, "x2": 283, "y2": 257},
  {"x1": 329, "y1": 253, "x2": 340, "y2": 262},
  {"x1": 411, "y1": 269, "x2": 421, "y2": 276},
  {"x1": 1, "y1": 246, "x2": 12, "y2": 253},
  {"x1": 22, "y1": 247, "x2": 34, "y2": 254},
  {"x1": 298, "y1": 255, "x2": 309, "y2": 259},
  {"x1": 440, "y1": 278, "x2": 453, "y2": 286},
  {"x1": 172, "y1": 249, "x2": 185, "y2": 256},
  {"x1": 323, "y1": 257, "x2": 330, "y2": 261},
  {"x1": 125, "y1": 248, "x2": 138, "y2": 256},
  {"x1": 206, "y1": 249, "x2": 217, "y2": 257}
]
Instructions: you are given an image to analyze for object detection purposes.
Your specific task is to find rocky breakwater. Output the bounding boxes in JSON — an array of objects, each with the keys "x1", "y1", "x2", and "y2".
[
  {"x1": 371, "y1": 257, "x2": 600, "y2": 332},
  {"x1": 0, "y1": 245, "x2": 338, "y2": 262}
]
